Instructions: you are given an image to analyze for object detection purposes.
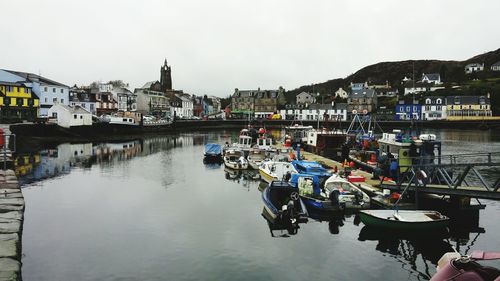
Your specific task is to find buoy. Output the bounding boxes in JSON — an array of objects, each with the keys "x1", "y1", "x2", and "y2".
[{"x1": 349, "y1": 161, "x2": 355, "y2": 168}]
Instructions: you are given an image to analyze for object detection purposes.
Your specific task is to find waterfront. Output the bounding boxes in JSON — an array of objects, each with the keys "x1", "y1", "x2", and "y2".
[{"x1": 16, "y1": 129, "x2": 500, "y2": 281}]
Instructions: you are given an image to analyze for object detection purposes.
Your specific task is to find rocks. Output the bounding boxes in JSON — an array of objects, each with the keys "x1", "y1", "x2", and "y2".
[{"x1": 0, "y1": 170, "x2": 23, "y2": 281}]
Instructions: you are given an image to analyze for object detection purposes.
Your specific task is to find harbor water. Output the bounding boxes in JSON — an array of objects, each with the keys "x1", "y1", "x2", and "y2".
[{"x1": 16, "y1": 129, "x2": 500, "y2": 281}]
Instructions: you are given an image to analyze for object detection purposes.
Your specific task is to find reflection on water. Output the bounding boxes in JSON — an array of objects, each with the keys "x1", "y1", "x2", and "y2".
[{"x1": 17, "y1": 129, "x2": 500, "y2": 281}]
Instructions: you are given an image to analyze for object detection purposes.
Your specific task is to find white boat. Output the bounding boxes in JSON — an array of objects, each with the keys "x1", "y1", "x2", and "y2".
[
  {"x1": 323, "y1": 175, "x2": 371, "y2": 209},
  {"x1": 284, "y1": 124, "x2": 314, "y2": 145},
  {"x1": 247, "y1": 148, "x2": 267, "y2": 170},
  {"x1": 223, "y1": 148, "x2": 248, "y2": 170},
  {"x1": 259, "y1": 160, "x2": 297, "y2": 183},
  {"x1": 108, "y1": 116, "x2": 139, "y2": 126}
]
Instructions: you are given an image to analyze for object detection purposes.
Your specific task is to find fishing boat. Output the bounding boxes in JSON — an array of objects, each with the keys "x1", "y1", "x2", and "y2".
[
  {"x1": 291, "y1": 160, "x2": 332, "y2": 183},
  {"x1": 284, "y1": 124, "x2": 314, "y2": 148},
  {"x1": 203, "y1": 143, "x2": 222, "y2": 163},
  {"x1": 259, "y1": 160, "x2": 297, "y2": 183},
  {"x1": 289, "y1": 173, "x2": 342, "y2": 212},
  {"x1": 247, "y1": 148, "x2": 267, "y2": 170},
  {"x1": 223, "y1": 148, "x2": 248, "y2": 170},
  {"x1": 323, "y1": 175, "x2": 371, "y2": 209},
  {"x1": 359, "y1": 209, "x2": 450, "y2": 230},
  {"x1": 261, "y1": 181, "x2": 308, "y2": 224}
]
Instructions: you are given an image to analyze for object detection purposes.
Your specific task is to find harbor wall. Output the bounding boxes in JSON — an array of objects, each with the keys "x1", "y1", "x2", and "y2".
[{"x1": 0, "y1": 170, "x2": 23, "y2": 281}]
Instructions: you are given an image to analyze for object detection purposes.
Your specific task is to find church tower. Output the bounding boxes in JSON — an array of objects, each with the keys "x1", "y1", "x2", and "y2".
[{"x1": 160, "y1": 59, "x2": 172, "y2": 92}]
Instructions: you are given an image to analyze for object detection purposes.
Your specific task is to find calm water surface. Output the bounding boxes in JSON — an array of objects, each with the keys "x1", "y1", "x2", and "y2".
[{"x1": 16, "y1": 129, "x2": 500, "y2": 281}]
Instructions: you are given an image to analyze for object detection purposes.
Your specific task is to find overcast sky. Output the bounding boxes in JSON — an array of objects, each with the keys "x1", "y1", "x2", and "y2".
[{"x1": 1, "y1": 0, "x2": 499, "y2": 97}]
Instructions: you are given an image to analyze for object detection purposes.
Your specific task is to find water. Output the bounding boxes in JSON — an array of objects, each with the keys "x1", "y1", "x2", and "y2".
[{"x1": 15, "y1": 129, "x2": 500, "y2": 281}]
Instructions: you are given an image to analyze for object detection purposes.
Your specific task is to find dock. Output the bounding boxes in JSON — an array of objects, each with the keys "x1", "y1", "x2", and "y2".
[{"x1": 0, "y1": 170, "x2": 24, "y2": 281}]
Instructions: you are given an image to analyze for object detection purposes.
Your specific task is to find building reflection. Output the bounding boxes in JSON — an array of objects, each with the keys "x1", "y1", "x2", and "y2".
[{"x1": 14, "y1": 135, "x2": 197, "y2": 185}]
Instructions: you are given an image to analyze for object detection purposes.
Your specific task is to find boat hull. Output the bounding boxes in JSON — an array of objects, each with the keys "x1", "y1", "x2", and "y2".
[
  {"x1": 359, "y1": 210, "x2": 449, "y2": 230},
  {"x1": 224, "y1": 161, "x2": 248, "y2": 170},
  {"x1": 259, "y1": 169, "x2": 276, "y2": 183}
]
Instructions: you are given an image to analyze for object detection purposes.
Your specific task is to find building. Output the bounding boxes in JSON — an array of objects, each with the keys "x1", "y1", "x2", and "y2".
[
  {"x1": 421, "y1": 73, "x2": 441, "y2": 85},
  {"x1": 421, "y1": 96, "x2": 446, "y2": 120},
  {"x1": 0, "y1": 69, "x2": 69, "y2": 117},
  {"x1": 111, "y1": 86, "x2": 137, "y2": 112},
  {"x1": 91, "y1": 87, "x2": 117, "y2": 116},
  {"x1": 347, "y1": 88, "x2": 377, "y2": 116},
  {"x1": 279, "y1": 103, "x2": 347, "y2": 121},
  {"x1": 48, "y1": 104, "x2": 92, "y2": 128},
  {"x1": 377, "y1": 88, "x2": 398, "y2": 97},
  {"x1": 0, "y1": 82, "x2": 39, "y2": 121},
  {"x1": 403, "y1": 81, "x2": 444, "y2": 96},
  {"x1": 177, "y1": 94, "x2": 193, "y2": 118},
  {"x1": 465, "y1": 63, "x2": 484, "y2": 74},
  {"x1": 296, "y1": 92, "x2": 316, "y2": 104},
  {"x1": 135, "y1": 82, "x2": 170, "y2": 117},
  {"x1": 350, "y1": 82, "x2": 368, "y2": 91},
  {"x1": 334, "y1": 88, "x2": 348, "y2": 99},
  {"x1": 231, "y1": 87, "x2": 286, "y2": 118},
  {"x1": 160, "y1": 59, "x2": 172, "y2": 92},
  {"x1": 69, "y1": 87, "x2": 97, "y2": 115},
  {"x1": 491, "y1": 61, "x2": 500, "y2": 71},
  {"x1": 446, "y1": 95, "x2": 492, "y2": 120},
  {"x1": 395, "y1": 100, "x2": 421, "y2": 120}
]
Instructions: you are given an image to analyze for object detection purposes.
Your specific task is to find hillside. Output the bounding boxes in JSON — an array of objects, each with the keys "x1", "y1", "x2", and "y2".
[{"x1": 285, "y1": 48, "x2": 500, "y2": 109}]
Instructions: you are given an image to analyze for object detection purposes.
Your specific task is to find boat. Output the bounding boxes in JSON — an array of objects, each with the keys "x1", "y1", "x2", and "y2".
[
  {"x1": 289, "y1": 173, "x2": 342, "y2": 212},
  {"x1": 223, "y1": 148, "x2": 248, "y2": 170},
  {"x1": 304, "y1": 129, "x2": 348, "y2": 160},
  {"x1": 359, "y1": 209, "x2": 450, "y2": 230},
  {"x1": 291, "y1": 160, "x2": 332, "y2": 183},
  {"x1": 203, "y1": 143, "x2": 222, "y2": 163},
  {"x1": 323, "y1": 175, "x2": 371, "y2": 209},
  {"x1": 261, "y1": 180, "x2": 308, "y2": 224},
  {"x1": 247, "y1": 148, "x2": 267, "y2": 170},
  {"x1": 108, "y1": 116, "x2": 140, "y2": 126},
  {"x1": 259, "y1": 160, "x2": 297, "y2": 183},
  {"x1": 284, "y1": 123, "x2": 314, "y2": 148}
]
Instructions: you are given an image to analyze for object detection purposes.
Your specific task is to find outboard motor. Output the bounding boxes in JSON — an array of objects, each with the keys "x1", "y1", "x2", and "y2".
[{"x1": 329, "y1": 190, "x2": 340, "y2": 206}]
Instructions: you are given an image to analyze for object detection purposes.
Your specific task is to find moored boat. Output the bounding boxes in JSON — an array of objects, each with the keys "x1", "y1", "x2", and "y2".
[
  {"x1": 204, "y1": 143, "x2": 222, "y2": 163},
  {"x1": 289, "y1": 173, "x2": 342, "y2": 212},
  {"x1": 247, "y1": 148, "x2": 267, "y2": 170},
  {"x1": 223, "y1": 148, "x2": 248, "y2": 170},
  {"x1": 323, "y1": 175, "x2": 371, "y2": 209},
  {"x1": 261, "y1": 181, "x2": 308, "y2": 224},
  {"x1": 259, "y1": 160, "x2": 297, "y2": 183},
  {"x1": 359, "y1": 209, "x2": 450, "y2": 230}
]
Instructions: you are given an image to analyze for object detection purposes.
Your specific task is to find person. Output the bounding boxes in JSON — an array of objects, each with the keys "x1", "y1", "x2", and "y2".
[{"x1": 390, "y1": 159, "x2": 398, "y2": 180}]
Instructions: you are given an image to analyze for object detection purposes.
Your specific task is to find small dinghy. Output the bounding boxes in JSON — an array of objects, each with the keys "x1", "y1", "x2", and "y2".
[
  {"x1": 261, "y1": 181, "x2": 308, "y2": 225},
  {"x1": 323, "y1": 175, "x2": 371, "y2": 209},
  {"x1": 259, "y1": 160, "x2": 297, "y2": 183},
  {"x1": 223, "y1": 148, "x2": 248, "y2": 170},
  {"x1": 359, "y1": 209, "x2": 450, "y2": 230},
  {"x1": 247, "y1": 148, "x2": 267, "y2": 170}
]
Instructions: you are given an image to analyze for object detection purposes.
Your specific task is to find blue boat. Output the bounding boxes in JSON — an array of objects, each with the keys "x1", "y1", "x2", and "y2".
[
  {"x1": 288, "y1": 173, "x2": 342, "y2": 212},
  {"x1": 291, "y1": 160, "x2": 332, "y2": 182},
  {"x1": 261, "y1": 181, "x2": 308, "y2": 224},
  {"x1": 204, "y1": 143, "x2": 222, "y2": 163}
]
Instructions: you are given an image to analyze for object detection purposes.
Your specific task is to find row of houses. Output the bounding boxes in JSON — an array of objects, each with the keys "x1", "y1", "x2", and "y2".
[
  {"x1": 0, "y1": 60, "x2": 221, "y2": 123},
  {"x1": 465, "y1": 61, "x2": 500, "y2": 74},
  {"x1": 395, "y1": 95, "x2": 492, "y2": 121}
]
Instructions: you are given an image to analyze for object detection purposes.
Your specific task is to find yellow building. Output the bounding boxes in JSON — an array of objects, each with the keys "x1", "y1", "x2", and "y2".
[
  {"x1": 0, "y1": 82, "x2": 39, "y2": 121},
  {"x1": 446, "y1": 95, "x2": 492, "y2": 120}
]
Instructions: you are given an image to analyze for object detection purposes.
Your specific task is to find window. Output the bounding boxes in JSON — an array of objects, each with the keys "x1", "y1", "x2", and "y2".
[
  {"x1": 73, "y1": 114, "x2": 77, "y2": 119},
  {"x1": 406, "y1": 106, "x2": 410, "y2": 112},
  {"x1": 426, "y1": 99, "x2": 431, "y2": 104},
  {"x1": 80, "y1": 116, "x2": 83, "y2": 119},
  {"x1": 44, "y1": 87, "x2": 48, "y2": 92},
  {"x1": 437, "y1": 99, "x2": 442, "y2": 104},
  {"x1": 53, "y1": 98, "x2": 57, "y2": 103},
  {"x1": 45, "y1": 98, "x2": 48, "y2": 103},
  {"x1": 61, "y1": 99, "x2": 64, "y2": 103},
  {"x1": 60, "y1": 89, "x2": 63, "y2": 93},
  {"x1": 53, "y1": 88, "x2": 56, "y2": 93},
  {"x1": 52, "y1": 112, "x2": 57, "y2": 118}
]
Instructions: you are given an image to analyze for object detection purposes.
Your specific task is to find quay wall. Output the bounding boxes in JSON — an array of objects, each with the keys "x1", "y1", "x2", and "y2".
[
  {"x1": 9, "y1": 119, "x2": 500, "y2": 142},
  {"x1": 0, "y1": 170, "x2": 24, "y2": 281}
]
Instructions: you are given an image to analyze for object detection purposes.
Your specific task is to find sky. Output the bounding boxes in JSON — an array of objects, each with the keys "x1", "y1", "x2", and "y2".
[{"x1": 1, "y1": 0, "x2": 500, "y2": 97}]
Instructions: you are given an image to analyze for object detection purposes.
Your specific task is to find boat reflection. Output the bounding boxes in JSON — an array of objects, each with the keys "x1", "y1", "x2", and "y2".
[{"x1": 261, "y1": 206, "x2": 307, "y2": 238}]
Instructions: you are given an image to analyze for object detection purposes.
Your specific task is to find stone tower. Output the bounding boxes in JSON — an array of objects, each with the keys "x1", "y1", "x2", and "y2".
[{"x1": 160, "y1": 59, "x2": 172, "y2": 92}]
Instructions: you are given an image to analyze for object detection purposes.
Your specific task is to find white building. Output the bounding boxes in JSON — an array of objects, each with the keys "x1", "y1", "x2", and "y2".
[
  {"x1": 279, "y1": 103, "x2": 347, "y2": 121},
  {"x1": 491, "y1": 61, "x2": 500, "y2": 71},
  {"x1": 465, "y1": 63, "x2": 484, "y2": 74},
  {"x1": 296, "y1": 92, "x2": 316, "y2": 104},
  {"x1": 0, "y1": 69, "x2": 69, "y2": 116},
  {"x1": 111, "y1": 87, "x2": 137, "y2": 112},
  {"x1": 421, "y1": 73, "x2": 442, "y2": 85},
  {"x1": 48, "y1": 104, "x2": 92, "y2": 128},
  {"x1": 177, "y1": 94, "x2": 193, "y2": 118},
  {"x1": 421, "y1": 96, "x2": 447, "y2": 120},
  {"x1": 334, "y1": 88, "x2": 348, "y2": 99}
]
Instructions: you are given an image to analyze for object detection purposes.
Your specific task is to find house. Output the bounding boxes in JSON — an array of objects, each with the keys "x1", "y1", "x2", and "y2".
[
  {"x1": 111, "y1": 86, "x2": 137, "y2": 112},
  {"x1": 421, "y1": 96, "x2": 446, "y2": 120},
  {"x1": 0, "y1": 81, "x2": 39, "y2": 121},
  {"x1": 69, "y1": 87, "x2": 97, "y2": 115},
  {"x1": 377, "y1": 88, "x2": 398, "y2": 97},
  {"x1": 350, "y1": 82, "x2": 368, "y2": 91},
  {"x1": 48, "y1": 104, "x2": 92, "y2": 128},
  {"x1": 347, "y1": 88, "x2": 377, "y2": 116},
  {"x1": 231, "y1": 87, "x2": 286, "y2": 118},
  {"x1": 465, "y1": 63, "x2": 484, "y2": 74},
  {"x1": 135, "y1": 82, "x2": 170, "y2": 118},
  {"x1": 421, "y1": 73, "x2": 441, "y2": 85},
  {"x1": 403, "y1": 81, "x2": 444, "y2": 95},
  {"x1": 446, "y1": 95, "x2": 492, "y2": 120},
  {"x1": 395, "y1": 100, "x2": 421, "y2": 121},
  {"x1": 296, "y1": 92, "x2": 316, "y2": 104},
  {"x1": 177, "y1": 94, "x2": 193, "y2": 118},
  {"x1": 91, "y1": 87, "x2": 117, "y2": 116},
  {"x1": 491, "y1": 61, "x2": 500, "y2": 71},
  {"x1": 334, "y1": 88, "x2": 348, "y2": 99},
  {"x1": 0, "y1": 69, "x2": 69, "y2": 117}
]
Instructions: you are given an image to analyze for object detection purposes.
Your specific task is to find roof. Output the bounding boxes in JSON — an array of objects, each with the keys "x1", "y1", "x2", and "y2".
[
  {"x1": 422, "y1": 73, "x2": 440, "y2": 81},
  {"x1": 491, "y1": 61, "x2": 500, "y2": 67},
  {"x1": 349, "y1": 88, "x2": 376, "y2": 98},
  {"x1": 53, "y1": 104, "x2": 91, "y2": 114},
  {"x1": 234, "y1": 89, "x2": 281, "y2": 99},
  {"x1": 465, "y1": 63, "x2": 484, "y2": 68},
  {"x1": 446, "y1": 96, "x2": 490, "y2": 105},
  {"x1": 141, "y1": 81, "x2": 156, "y2": 89},
  {"x1": 1, "y1": 69, "x2": 69, "y2": 87},
  {"x1": 297, "y1": 92, "x2": 314, "y2": 98}
]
